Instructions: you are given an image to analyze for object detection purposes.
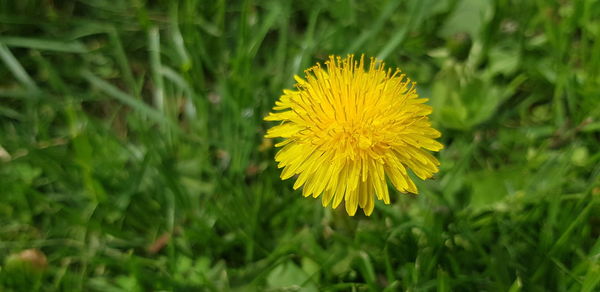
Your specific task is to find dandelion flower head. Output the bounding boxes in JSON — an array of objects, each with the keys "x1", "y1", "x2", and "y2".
[{"x1": 265, "y1": 54, "x2": 443, "y2": 216}]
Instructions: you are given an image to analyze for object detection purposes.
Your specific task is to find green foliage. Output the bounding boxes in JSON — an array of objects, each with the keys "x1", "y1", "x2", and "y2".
[{"x1": 1, "y1": 0, "x2": 599, "y2": 291}]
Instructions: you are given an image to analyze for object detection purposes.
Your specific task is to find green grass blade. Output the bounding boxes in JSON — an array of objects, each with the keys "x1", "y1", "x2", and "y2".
[
  {"x1": 581, "y1": 262, "x2": 600, "y2": 292},
  {"x1": 81, "y1": 69, "x2": 177, "y2": 131},
  {"x1": 0, "y1": 44, "x2": 39, "y2": 91},
  {"x1": 0, "y1": 36, "x2": 87, "y2": 53}
]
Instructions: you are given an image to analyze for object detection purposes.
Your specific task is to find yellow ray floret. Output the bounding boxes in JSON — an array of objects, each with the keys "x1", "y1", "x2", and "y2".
[{"x1": 265, "y1": 54, "x2": 443, "y2": 216}]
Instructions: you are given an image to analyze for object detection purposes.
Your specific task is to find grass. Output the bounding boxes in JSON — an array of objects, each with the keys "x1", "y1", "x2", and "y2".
[{"x1": 0, "y1": 0, "x2": 599, "y2": 291}]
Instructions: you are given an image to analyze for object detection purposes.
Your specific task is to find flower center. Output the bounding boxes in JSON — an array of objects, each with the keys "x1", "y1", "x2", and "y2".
[{"x1": 316, "y1": 120, "x2": 384, "y2": 159}]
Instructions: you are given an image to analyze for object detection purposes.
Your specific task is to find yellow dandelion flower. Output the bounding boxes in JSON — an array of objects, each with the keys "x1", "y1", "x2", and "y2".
[{"x1": 265, "y1": 54, "x2": 443, "y2": 216}]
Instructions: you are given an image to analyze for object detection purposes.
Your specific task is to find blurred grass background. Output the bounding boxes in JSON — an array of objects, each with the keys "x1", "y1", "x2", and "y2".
[{"x1": 1, "y1": 0, "x2": 599, "y2": 291}]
